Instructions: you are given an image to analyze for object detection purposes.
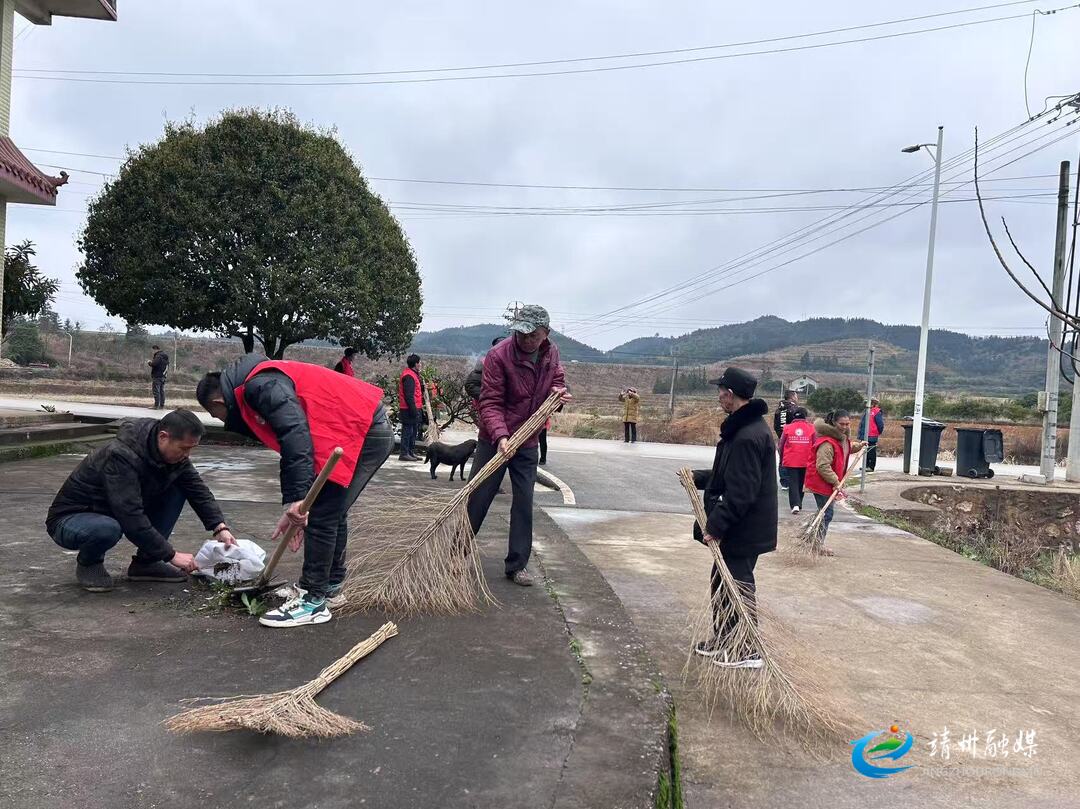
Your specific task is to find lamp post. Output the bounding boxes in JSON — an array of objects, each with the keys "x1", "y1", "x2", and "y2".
[
  {"x1": 902, "y1": 126, "x2": 944, "y2": 476},
  {"x1": 60, "y1": 330, "x2": 73, "y2": 367}
]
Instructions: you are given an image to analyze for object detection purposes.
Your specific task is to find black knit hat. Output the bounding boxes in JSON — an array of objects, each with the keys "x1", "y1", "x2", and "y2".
[{"x1": 709, "y1": 366, "x2": 757, "y2": 399}]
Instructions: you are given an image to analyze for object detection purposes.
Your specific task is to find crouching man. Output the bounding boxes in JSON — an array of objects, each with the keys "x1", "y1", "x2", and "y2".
[
  {"x1": 196, "y1": 355, "x2": 394, "y2": 628},
  {"x1": 46, "y1": 409, "x2": 237, "y2": 593}
]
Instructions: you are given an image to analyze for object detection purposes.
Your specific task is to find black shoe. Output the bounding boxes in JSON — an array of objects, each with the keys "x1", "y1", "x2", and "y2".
[
  {"x1": 539, "y1": 458, "x2": 547, "y2": 466},
  {"x1": 127, "y1": 559, "x2": 186, "y2": 582},
  {"x1": 76, "y1": 562, "x2": 114, "y2": 592}
]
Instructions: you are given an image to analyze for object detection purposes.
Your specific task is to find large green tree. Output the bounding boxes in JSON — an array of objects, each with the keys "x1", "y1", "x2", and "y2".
[
  {"x1": 3, "y1": 241, "x2": 58, "y2": 337},
  {"x1": 78, "y1": 109, "x2": 422, "y2": 358}
]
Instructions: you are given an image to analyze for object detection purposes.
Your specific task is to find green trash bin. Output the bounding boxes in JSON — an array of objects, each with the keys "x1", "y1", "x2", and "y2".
[{"x1": 902, "y1": 419, "x2": 947, "y2": 475}]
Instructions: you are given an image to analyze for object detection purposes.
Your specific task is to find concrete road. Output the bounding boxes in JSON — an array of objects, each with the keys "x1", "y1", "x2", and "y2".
[{"x1": 536, "y1": 435, "x2": 1080, "y2": 808}]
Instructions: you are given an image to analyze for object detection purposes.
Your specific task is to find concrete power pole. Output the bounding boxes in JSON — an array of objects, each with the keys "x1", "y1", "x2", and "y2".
[
  {"x1": 1029, "y1": 162, "x2": 1072, "y2": 484},
  {"x1": 668, "y1": 350, "x2": 679, "y2": 418}
]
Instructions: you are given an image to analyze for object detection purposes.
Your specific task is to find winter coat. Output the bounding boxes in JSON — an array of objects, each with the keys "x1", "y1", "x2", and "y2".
[
  {"x1": 858, "y1": 407, "x2": 885, "y2": 440},
  {"x1": 805, "y1": 419, "x2": 865, "y2": 495},
  {"x1": 619, "y1": 391, "x2": 641, "y2": 423},
  {"x1": 779, "y1": 418, "x2": 815, "y2": 468},
  {"x1": 772, "y1": 399, "x2": 795, "y2": 438},
  {"x1": 150, "y1": 350, "x2": 169, "y2": 379},
  {"x1": 46, "y1": 418, "x2": 224, "y2": 561},
  {"x1": 477, "y1": 335, "x2": 566, "y2": 450},
  {"x1": 693, "y1": 398, "x2": 778, "y2": 557},
  {"x1": 333, "y1": 356, "x2": 355, "y2": 377},
  {"x1": 398, "y1": 368, "x2": 423, "y2": 424},
  {"x1": 464, "y1": 357, "x2": 485, "y2": 402},
  {"x1": 219, "y1": 355, "x2": 384, "y2": 503}
]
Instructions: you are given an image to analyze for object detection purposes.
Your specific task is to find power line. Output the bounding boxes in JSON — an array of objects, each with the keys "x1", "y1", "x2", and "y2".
[{"x1": 11, "y1": 4, "x2": 1078, "y2": 88}]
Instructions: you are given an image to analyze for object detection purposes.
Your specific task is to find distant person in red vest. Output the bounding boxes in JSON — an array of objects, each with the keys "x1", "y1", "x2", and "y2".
[
  {"x1": 858, "y1": 397, "x2": 885, "y2": 471},
  {"x1": 777, "y1": 406, "x2": 814, "y2": 514},
  {"x1": 804, "y1": 409, "x2": 865, "y2": 555},
  {"x1": 196, "y1": 356, "x2": 393, "y2": 628},
  {"x1": 398, "y1": 354, "x2": 423, "y2": 461},
  {"x1": 333, "y1": 347, "x2": 357, "y2": 377}
]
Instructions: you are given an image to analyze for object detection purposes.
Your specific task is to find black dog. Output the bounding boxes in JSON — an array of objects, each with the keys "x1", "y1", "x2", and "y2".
[{"x1": 428, "y1": 439, "x2": 478, "y2": 482}]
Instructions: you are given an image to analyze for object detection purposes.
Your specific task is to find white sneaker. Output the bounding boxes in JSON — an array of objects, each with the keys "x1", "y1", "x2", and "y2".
[
  {"x1": 713, "y1": 652, "x2": 765, "y2": 669},
  {"x1": 258, "y1": 595, "x2": 331, "y2": 628},
  {"x1": 791, "y1": 506, "x2": 801, "y2": 514}
]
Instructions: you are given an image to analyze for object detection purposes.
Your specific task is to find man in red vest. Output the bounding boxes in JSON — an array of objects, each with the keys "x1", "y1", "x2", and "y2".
[
  {"x1": 398, "y1": 354, "x2": 423, "y2": 461},
  {"x1": 196, "y1": 355, "x2": 394, "y2": 628}
]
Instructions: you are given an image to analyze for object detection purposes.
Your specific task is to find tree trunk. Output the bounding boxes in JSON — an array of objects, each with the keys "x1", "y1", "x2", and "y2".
[{"x1": 239, "y1": 326, "x2": 255, "y2": 354}]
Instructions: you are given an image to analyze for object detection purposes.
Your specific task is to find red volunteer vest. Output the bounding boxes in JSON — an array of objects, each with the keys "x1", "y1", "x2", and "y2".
[
  {"x1": 780, "y1": 420, "x2": 815, "y2": 468},
  {"x1": 234, "y1": 360, "x2": 384, "y2": 488},
  {"x1": 398, "y1": 368, "x2": 423, "y2": 411},
  {"x1": 869, "y1": 406, "x2": 882, "y2": 438},
  {"x1": 804, "y1": 434, "x2": 847, "y2": 496}
]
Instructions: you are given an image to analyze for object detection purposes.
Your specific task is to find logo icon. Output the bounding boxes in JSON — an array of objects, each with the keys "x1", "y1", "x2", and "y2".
[{"x1": 850, "y1": 725, "x2": 915, "y2": 779}]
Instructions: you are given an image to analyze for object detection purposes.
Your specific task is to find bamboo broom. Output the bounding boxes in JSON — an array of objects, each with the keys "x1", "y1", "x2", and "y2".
[
  {"x1": 792, "y1": 445, "x2": 870, "y2": 558},
  {"x1": 339, "y1": 391, "x2": 566, "y2": 617},
  {"x1": 676, "y1": 468, "x2": 851, "y2": 746},
  {"x1": 164, "y1": 622, "x2": 398, "y2": 738},
  {"x1": 422, "y1": 378, "x2": 441, "y2": 444}
]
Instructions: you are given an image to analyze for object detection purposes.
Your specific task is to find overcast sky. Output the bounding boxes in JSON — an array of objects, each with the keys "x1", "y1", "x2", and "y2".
[{"x1": 7, "y1": 1, "x2": 1080, "y2": 350}]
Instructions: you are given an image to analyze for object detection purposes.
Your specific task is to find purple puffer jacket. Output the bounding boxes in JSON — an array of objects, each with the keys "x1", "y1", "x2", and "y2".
[{"x1": 478, "y1": 336, "x2": 566, "y2": 449}]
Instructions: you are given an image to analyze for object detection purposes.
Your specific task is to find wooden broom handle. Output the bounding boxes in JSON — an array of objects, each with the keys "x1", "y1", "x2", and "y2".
[
  {"x1": 461, "y1": 391, "x2": 565, "y2": 495},
  {"x1": 257, "y1": 447, "x2": 344, "y2": 586}
]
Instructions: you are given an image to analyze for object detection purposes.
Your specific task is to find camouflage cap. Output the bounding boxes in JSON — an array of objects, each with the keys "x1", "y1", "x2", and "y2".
[{"x1": 509, "y1": 304, "x2": 551, "y2": 334}]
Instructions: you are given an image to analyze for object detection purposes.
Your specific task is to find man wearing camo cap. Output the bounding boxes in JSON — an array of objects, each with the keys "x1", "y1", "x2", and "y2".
[{"x1": 468, "y1": 305, "x2": 571, "y2": 586}]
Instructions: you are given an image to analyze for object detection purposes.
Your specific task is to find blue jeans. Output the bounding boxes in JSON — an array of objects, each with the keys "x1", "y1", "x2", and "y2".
[
  {"x1": 50, "y1": 486, "x2": 185, "y2": 566},
  {"x1": 400, "y1": 421, "x2": 419, "y2": 457},
  {"x1": 813, "y1": 493, "x2": 835, "y2": 539}
]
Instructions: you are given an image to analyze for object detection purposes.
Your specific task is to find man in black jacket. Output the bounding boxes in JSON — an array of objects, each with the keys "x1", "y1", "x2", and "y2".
[
  {"x1": 773, "y1": 389, "x2": 797, "y2": 490},
  {"x1": 149, "y1": 345, "x2": 169, "y2": 409},
  {"x1": 693, "y1": 367, "x2": 777, "y2": 669},
  {"x1": 46, "y1": 409, "x2": 236, "y2": 593}
]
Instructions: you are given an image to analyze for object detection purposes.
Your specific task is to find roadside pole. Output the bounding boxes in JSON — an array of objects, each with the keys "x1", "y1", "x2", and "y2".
[
  {"x1": 860, "y1": 343, "x2": 876, "y2": 493},
  {"x1": 1034, "y1": 161, "x2": 1072, "y2": 483},
  {"x1": 668, "y1": 350, "x2": 679, "y2": 418}
]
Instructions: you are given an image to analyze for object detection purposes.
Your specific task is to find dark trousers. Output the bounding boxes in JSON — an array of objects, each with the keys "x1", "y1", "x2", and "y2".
[
  {"x1": 624, "y1": 422, "x2": 637, "y2": 443},
  {"x1": 399, "y1": 420, "x2": 418, "y2": 458},
  {"x1": 538, "y1": 429, "x2": 547, "y2": 463},
  {"x1": 466, "y1": 439, "x2": 539, "y2": 575},
  {"x1": 813, "y1": 492, "x2": 835, "y2": 540},
  {"x1": 300, "y1": 412, "x2": 394, "y2": 598},
  {"x1": 711, "y1": 552, "x2": 758, "y2": 645},
  {"x1": 866, "y1": 439, "x2": 879, "y2": 471},
  {"x1": 778, "y1": 459, "x2": 789, "y2": 489},
  {"x1": 152, "y1": 377, "x2": 166, "y2": 408},
  {"x1": 784, "y1": 466, "x2": 807, "y2": 510},
  {"x1": 51, "y1": 486, "x2": 185, "y2": 566}
]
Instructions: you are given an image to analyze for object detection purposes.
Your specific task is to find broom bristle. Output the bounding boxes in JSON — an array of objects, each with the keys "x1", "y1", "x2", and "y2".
[
  {"x1": 677, "y1": 469, "x2": 857, "y2": 748},
  {"x1": 340, "y1": 392, "x2": 565, "y2": 617},
  {"x1": 164, "y1": 622, "x2": 398, "y2": 738}
]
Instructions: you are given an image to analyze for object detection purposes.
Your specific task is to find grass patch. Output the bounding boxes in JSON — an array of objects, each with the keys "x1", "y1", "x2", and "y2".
[
  {"x1": 655, "y1": 702, "x2": 685, "y2": 809},
  {"x1": 853, "y1": 503, "x2": 1080, "y2": 599},
  {"x1": 191, "y1": 578, "x2": 269, "y2": 616}
]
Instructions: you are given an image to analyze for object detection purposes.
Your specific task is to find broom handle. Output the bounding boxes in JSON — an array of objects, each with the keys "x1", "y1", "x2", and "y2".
[
  {"x1": 304, "y1": 622, "x2": 399, "y2": 695},
  {"x1": 460, "y1": 391, "x2": 565, "y2": 494},
  {"x1": 257, "y1": 447, "x2": 344, "y2": 586},
  {"x1": 804, "y1": 445, "x2": 870, "y2": 536},
  {"x1": 423, "y1": 381, "x2": 441, "y2": 443}
]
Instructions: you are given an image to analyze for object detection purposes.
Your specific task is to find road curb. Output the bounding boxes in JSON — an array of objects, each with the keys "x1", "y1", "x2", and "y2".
[
  {"x1": 533, "y1": 508, "x2": 676, "y2": 808},
  {"x1": 537, "y1": 467, "x2": 576, "y2": 504}
]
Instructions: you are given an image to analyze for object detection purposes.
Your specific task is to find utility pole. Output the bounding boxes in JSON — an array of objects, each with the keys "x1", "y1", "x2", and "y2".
[
  {"x1": 1029, "y1": 161, "x2": 1072, "y2": 484},
  {"x1": 668, "y1": 349, "x2": 679, "y2": 418},
  {"x1": 904, "y1": 126, "x2": 944, "y2": 477},
  {"x1": 1066, "y1": 163, "x2": 1080, "y2": 482},
  {"x1": 173, "y1": 333, "x2": 179, "y2": 374},
  {"x1": 860, "y1": 343, "x2": 876, "y2": 493}
]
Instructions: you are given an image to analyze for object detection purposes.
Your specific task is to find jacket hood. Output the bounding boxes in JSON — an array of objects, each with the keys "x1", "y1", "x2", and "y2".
[
  {"x1": 813, "y1": 418, "x2": 848, "y2": 442},
  {"x1": 220, "y1": 354, "x2": 270, "y2": 408},
  {"x1": 116, "y1": 418, "x2": 167, "y2": 466},
  {"x1": 720, "y1": 397, "x2": 769, "y2": 439}
]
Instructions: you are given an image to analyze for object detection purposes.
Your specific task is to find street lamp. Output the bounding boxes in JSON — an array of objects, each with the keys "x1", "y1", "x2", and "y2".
[
  {"x1": 902, "y1": 126, "x2": 944, "y2": 476},
  {"x1": 60, "y1": 330, "x2": 73, "y2": 367}
]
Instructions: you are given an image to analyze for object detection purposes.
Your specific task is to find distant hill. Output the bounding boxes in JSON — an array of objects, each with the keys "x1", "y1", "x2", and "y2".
[
  {"x1": 408, "y1": 316, "x2": 1048, "y2": 394},
  {"x1": 410, "y1": 324, "x2": 607, "y2": 362}
]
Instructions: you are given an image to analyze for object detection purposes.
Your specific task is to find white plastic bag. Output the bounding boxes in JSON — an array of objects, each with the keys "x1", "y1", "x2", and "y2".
[{"x1": 194, "y1": 538, "x2": 266, "y2": 584}]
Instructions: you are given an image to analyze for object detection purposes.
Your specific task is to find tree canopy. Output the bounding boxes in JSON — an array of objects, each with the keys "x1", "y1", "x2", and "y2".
[
  {"x1": 3, "y1": 241, "x2": 58, "y2": 337},
  {"x1": 77, "y1": 109, "x2": 422, "y2": 358}
]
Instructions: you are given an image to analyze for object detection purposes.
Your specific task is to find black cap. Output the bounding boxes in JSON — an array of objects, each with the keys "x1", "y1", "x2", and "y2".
[{"x1": 709, "y1": 366, "x2": 757, "y2": 399}]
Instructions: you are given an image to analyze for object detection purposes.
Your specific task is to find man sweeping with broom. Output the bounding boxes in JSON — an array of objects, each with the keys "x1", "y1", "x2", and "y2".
[
  {"x1": 467, "y1": 305, "x2": 570, "y2": 586},
  {"x1": 196, "y1": 356, "x2": 394, "y2": 628},
  {"x1": 692, "y1": 367, "x2": 777, "y2": 669}
]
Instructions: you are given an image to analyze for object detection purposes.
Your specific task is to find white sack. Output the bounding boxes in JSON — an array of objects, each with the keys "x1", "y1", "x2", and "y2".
[{"x1": 194, "y1": 538, "x2": 266, "y2": 584}]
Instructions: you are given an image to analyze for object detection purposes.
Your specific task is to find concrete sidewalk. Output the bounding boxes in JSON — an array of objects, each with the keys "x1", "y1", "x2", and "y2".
[
  {"x1": 545, "y1": 503, "x2": 1080, "y2": 808},
  {"x1": 0, "y1": 447, "x2": 668, "y2": 809}
]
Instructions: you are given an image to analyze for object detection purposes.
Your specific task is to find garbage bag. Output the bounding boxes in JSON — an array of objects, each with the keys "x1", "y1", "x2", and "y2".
[{"x1": 195, "y1": 538, "x2": 266, "y2": 584}]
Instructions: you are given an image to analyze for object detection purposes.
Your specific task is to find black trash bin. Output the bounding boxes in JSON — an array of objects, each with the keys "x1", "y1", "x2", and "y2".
[
  {"x1": 902, "y1": 419, "x2": 947, "y2": 475},
  {"x1": 955, "y1": 427, "x2": 1004, "y2": 479}
]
